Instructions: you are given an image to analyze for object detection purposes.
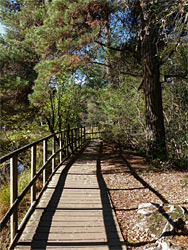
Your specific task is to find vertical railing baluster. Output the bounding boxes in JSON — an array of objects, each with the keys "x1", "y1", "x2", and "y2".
[
  {"x1": 43, "y1": 139, "x2": 47, "y2": 187},
  {"x1": 67, "y1": 129, "x2": 70, "y2": 156},
  {"x1": 63, "y1": 132, "x2": 67, "y2": 158},
  {"x1": 31, "y1": 145, "x2": 36, "y2": 205},
  {"x1": 10, "y1": 154, "x2": 18, "y2": 243},
  {"x1": 52, "y1": 136, "x2": 55, "y2": 173},
  {"x1": 78, "y1": 127, "x2": 80, "y2": 147},
  {"x1": 75, "y1": 128, "x2": 77, "y2": 150},
  {"x1": 78, "y1": 128, "x2": 79, "y2": 147},
  {"x1": 79, "y1": 127, "x2": 81, "y2": 147},
  {"x1": 73, "y1": 129, "x2": 75, "y2": 152},
  {"x1": 75, "y1": 128, "x2": 77, "y2": 151},
  {"x1": 84, "y1": 126, "x2": 86, "y2": 141},
  {"x1": 71, "y1": 129, "x2": 74, "y2": 154},
  {"x1": 59, "y1": 132, "x2": 62, "y2": 163},
  {"x1": 80, "y1": 127, "x2": 83, "y2": 146}
]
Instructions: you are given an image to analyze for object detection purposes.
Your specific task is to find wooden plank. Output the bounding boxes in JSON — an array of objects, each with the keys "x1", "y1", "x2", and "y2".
[
  {"x1": 31, "y1": 145, "x2": 36, "y2": 204},
  {"x1": 23, "y1": 226, "x2": 111, "y2": 233},
  {"x1": 24, "y1": 220, "x2": 109, "y2": 228},
  {"x1": 29, "y1": 215, "x2": 114, "y2": 222},
  {"x1": 16, "y1": 246, "x2": 127, "y2": 250},
  {"x1": 20, "y1": 231, "x2": 124, "y2": 241},
  {"x1": 52, "y1": 136, "x2": 56, "y2": 172},
  {"x1": 43, "y1": 139, "x2": 47, "y2": 187},
  {"x1": 10, "y1": 154, "x2": 18, "y2": 243},
  {"x1": 15, "y1": 141, "x2": 126, "y2": 250}
]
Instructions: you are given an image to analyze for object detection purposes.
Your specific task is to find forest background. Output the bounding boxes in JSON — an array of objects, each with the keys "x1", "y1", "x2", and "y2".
[
  {"x1": 0, "y1": 1, "x2": 188, "y2": 249},
  {"x1": 0, "y1": 0, "x2": 188, "y2": 177}
]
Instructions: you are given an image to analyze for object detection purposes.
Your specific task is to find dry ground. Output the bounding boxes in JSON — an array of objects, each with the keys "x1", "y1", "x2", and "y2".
[{"x1": 101, "y1": 143, "x2": 188, "y2": 250}]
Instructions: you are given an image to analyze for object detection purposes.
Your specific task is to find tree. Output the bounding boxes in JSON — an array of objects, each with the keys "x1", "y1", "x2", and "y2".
[
  {"x1": 138, "y1": 0, "x2": 188, "y2": 158},
  {"x1": 1, "y1": 0, "x2": 188, "y2": 159},
  {"x1": 94, "y1": 0, "x2": 188, "y2": 158},
  {"x1": 0, "y1": 0, "x2": 41, "y2": 130},
  {"x1": 29, "y1": 71, "x2": 85, "y2": 133}
]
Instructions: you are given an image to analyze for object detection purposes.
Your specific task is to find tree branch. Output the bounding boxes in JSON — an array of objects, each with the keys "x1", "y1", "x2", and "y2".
[
  {"x1": 162, "y1": 73, "x2": 188, "y2": 81},
  {"x1": 95, "y1": 40, "x2": 131, "y2": 52},
  {"x1": 161, "y1": 13, "x2": 188, "y2": 64},
  {"x1": 89, "y1": 61, "x2": 142, "y2": 78}
]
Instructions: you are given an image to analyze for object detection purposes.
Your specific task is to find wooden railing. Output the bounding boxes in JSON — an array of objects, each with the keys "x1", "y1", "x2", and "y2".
[{"x1": 0, "y1": 127, "x2": 88, "y2": 249}]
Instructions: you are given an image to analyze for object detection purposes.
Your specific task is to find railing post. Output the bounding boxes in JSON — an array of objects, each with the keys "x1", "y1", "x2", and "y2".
[
  {"x1": 78, "y1": 127, "x2": 80, "y2": 147},
  {"x1": 31, "y1": 145, "x2": 36, "y2": 204},
  {"x1": 10, "y1": 154, "x2": 18, "y2": 243},
  {"x1": 59, "y1": 132, "x2": 62, "y2": 163},
  {"x1": 52, "y1": 136, "x2": 56, "y2": 173},
  {"x1": 75, "y1": 128, "x2": 78, "y2": 151},
  {"x1": 67, "y1": 129, "x2": 70, "y2": 156},
  {"x1": 84, "y1": 126, "x2": 86, "y2": 141},
  {"x1": 79, "y1": 127, "x2": 82, "y2": 147},
  {"x1": 63, "y1": 132, "x2": 67, "y2": 158},
  {"x1": 43, "y1": 139, "x2": 47, "y2": 187},
  {"x1": 71, "y1": 129, "x2": 74, "y2": 154},
  {"x1": 81, "y1": 127, "x2": 83, "y2": 145}
]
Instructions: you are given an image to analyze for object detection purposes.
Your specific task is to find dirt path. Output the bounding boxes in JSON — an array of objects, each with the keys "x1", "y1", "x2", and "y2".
[{"x1": 101, "y1": 143, "x2": 188, "y2": 250}]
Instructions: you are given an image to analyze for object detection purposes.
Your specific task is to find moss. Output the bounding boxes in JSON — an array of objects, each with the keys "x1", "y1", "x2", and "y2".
[
  {"x1": 150, "y1": 224, "x2": 157, "y2": 234},
  {"x1": 180, "y1": 178, "x2": 188, "y2": 188},
  {"x1": 150, "y1": 211, "x2": 164, "y2": 223},
  {"x1": 145, "y1": 243, "x2": 157, "y2": 249},
  {"x1": 148, "y1": 211, "x2": 165, "y2": 237},
  {"x1": 184, "y1": 212, "x2": 188, "y2": 220},
  {"x1": 170, "y1": 205, "x2": 184, "y2": 220}
]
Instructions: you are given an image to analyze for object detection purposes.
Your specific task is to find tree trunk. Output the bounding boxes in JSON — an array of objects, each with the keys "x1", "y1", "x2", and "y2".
[{"x1": 141, "y1": 29, "x2": 166, "y2": 159}]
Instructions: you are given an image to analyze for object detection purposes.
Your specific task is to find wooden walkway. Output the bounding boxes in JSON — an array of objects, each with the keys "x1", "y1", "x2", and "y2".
[{"x1": 15, "y1": 140, "x2": 126, "y2": 250}]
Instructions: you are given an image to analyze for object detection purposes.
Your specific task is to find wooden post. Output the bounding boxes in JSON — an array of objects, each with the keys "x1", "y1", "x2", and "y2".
[
  {"x1": 59, "y1": 132, "x2": 62, "y2": 163},
  {"x1": 63, "y1": 132, "x2": 67, "y2": 158},
  {"x1": 52, "y1": 136, "x2": 55, "y2": 173},
  {"x1": 71, "y1": 130, "x2": 74, "y2": 154},
  {"x1": 79, "y1": 127, "x2": 81, "y2": 147},
  {"x1": 78, "y1": 127, "x2": 80, "y2": 147},
  {"x1": 10, "y1": 154, "x2": 18, "y2": 243},
  {"x1": 75, "y1": 128, "x2": 78, "y2": 151},
  {"x1": 81, "y1": 127, "x2": 83, "y2": 145},
  {"x1": 84, "y1": 126, "x2": 86, "y2": 141},
  {"x1": 73, "y1": 129, "x2": 76, "y2": 152},
  {"x1": 67, "y1": 129, "x2": 70, "y2": 156},
  {"x1": 43, "y1": 139, "x2": 47, "y2": 187},
  {"x1": 31, "y1": 145, "x2": 36, "y2": 205}
]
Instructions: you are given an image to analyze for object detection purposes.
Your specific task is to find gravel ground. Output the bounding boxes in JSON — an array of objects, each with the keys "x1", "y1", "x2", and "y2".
[{"x1": 101, "y1": 143, "x2": 188, "y2": 250}]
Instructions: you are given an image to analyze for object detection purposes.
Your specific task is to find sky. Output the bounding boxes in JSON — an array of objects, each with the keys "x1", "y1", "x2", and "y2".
[{"x1": 0, "y1": 23, "x2": 6, "y2": 35}]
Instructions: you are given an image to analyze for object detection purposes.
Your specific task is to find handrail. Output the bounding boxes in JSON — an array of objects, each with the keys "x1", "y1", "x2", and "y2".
[
  {"x1": 0, "y1": 126, "x2": 87, "y2": 249},
  {"x1": 0, "y1": 126, "x2": 102, "y2": 250},
  {"x1": 0, "y1": 128, "x2": 76, "y2": 164}
]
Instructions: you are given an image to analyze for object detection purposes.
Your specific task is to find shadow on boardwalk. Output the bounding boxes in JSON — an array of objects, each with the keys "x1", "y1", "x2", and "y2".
[
  {"x1": 16, "y1": 141, "x2": 126, "y2": 250},
  {"x1": 97, "y1": 142, "x2": 125, "y2": 250}
]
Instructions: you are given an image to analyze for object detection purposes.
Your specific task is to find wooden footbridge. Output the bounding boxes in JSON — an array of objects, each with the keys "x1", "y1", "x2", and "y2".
[{"x1": 0, "y1": 128, "x2": 126, "y2": 250}]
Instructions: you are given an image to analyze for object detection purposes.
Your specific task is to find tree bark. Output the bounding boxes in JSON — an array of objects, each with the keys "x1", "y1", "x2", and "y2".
[{"x1": 141, "y1": 29, "x2": 166, "y2": 158}]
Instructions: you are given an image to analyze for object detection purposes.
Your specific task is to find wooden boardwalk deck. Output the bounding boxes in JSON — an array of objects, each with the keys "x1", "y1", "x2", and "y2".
[{"x1": 15, "y1": 140, "x2": 126, "y2": 250}]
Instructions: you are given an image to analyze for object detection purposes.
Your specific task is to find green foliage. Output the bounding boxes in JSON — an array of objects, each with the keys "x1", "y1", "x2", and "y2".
[
  {"x1": 0, "y1": 0, "x2": 187, "y2": 164},
  {"x1": 98, "y1": 77, "x2": 146, "y2": 149},
  {"x1": 0, "y1": 184, "x2": 10, "y2": 215},
  {"x1": 29, "y1": 71, "x2": 85, "y2": 132},
  {"x1": 163, "y1": 78, "x2": 188, "y2": 164},
  {"x1": 0, "y1": 123, "x2": 49, "y2": 157}
]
